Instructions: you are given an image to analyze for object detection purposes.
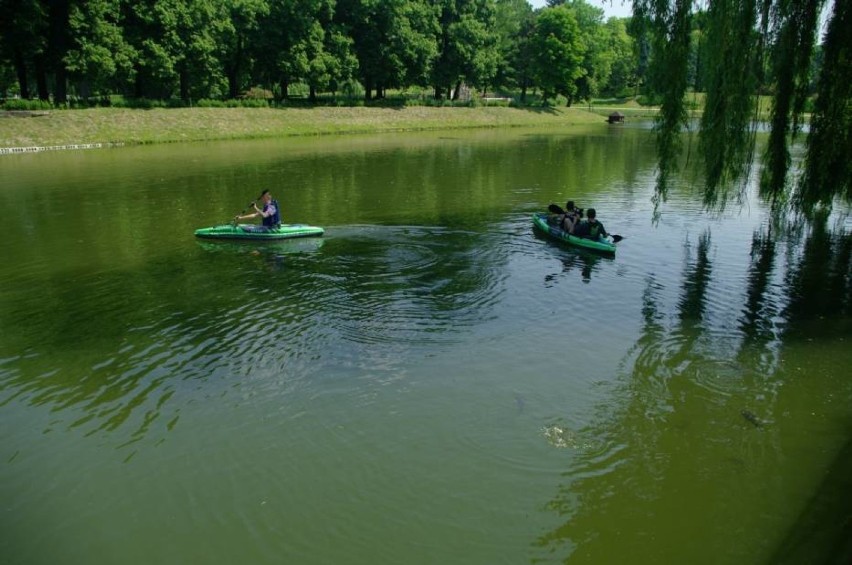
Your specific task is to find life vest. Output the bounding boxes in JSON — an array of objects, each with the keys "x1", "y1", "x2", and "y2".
[
  {"x1": 262, "y1": 199, "x2": 281, "y2": 227},
  {"x1": 575, "y1": 220, "x2": 602, "y2": 239},
  {"x1": 587, "y1": 221, "x2": 602, "y2": 238}
]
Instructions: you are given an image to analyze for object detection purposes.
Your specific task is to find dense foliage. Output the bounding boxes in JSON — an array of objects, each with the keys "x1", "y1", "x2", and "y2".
[
  {"x1": 0, "y1": 0, "x2": 637, "y2": 103},
  {"x1": 636, "y1": 0, "x2": 849, "y2": 217},
  {"x1": 0, "y1": 0, "x2": 848, "y2": 215}
]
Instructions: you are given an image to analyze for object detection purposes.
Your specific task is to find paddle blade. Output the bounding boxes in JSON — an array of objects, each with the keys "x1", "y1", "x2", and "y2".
[
  {"x1": 548, "y1": 203, "x2": 565, "y2": 215},
  {"x1": 611, "y1": 234, "x2": 624, "y2": 243}
]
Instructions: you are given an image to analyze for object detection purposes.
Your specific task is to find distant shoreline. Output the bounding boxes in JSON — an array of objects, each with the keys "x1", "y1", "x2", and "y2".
[{"x1": 0, "y1": 105, "x2": 657, "y2": 154}]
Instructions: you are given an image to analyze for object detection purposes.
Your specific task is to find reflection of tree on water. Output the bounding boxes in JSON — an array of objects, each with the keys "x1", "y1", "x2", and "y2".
[
  {"x1": 779, "y1": 218, "x2": 852, "y2": 340},
  {"x1": 533, "y1": 223, "x2": 851, "y2": 562},
  {"x1": 534, "y1": 230, "x2": 719, "y2": 561},
  {"x1": 736, "y1": 228, "x2": 779, "y2": 368}
]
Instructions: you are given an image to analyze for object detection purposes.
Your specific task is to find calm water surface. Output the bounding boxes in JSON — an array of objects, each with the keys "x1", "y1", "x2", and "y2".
[{"x1": 1, "y1": 126, "x2": 850, "y2": 564}]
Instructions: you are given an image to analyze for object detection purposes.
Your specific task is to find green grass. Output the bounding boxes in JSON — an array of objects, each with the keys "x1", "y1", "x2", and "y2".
[{"x1": 0, "y1": 105, "x2": 611, "y2": 150}]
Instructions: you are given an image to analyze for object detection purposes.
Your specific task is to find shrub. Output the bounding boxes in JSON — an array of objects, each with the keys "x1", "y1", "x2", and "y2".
[
  {"x1": 196, "y1": 98, "x2": 225, "y2": 107},
  {"x1": 3, "y1": 98, "x2": 53, "y2": 111},
  {"x1": 242, "y1": 87, "x2": 274, "y2": 100}
]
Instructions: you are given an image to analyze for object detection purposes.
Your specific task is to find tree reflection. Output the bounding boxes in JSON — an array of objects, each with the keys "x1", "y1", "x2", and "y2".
[{"x1": 534, "y1": 220, "x2": 851, "y2": 562}]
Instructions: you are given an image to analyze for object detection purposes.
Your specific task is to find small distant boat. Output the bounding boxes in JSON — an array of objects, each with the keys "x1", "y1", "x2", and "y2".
[
  {"x1": 194, "y1": 223, "x2": 324, "y2": 241},
  {"x1": 532, "y1": 213, "x2": 616, "y2": 255}
]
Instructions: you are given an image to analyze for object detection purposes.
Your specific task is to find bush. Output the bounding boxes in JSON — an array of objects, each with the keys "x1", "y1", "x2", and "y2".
[
  {"x1": 636, "y1": 94, "x2": 661, "y2": 106},
  {"x1": 3, "y1": 98, "x2": 53, "y2": 111},
  {"x1": 112, "y1": 97, "x2": 165, "y2": 109},
  {"x1": 242, "y1": 87, "x2": 274, "y2": 100}
]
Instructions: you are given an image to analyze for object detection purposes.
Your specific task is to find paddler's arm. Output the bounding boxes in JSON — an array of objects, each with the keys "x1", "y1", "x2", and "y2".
[
  {"x1": 234, "y1": 210, "x2": 260, "y2": 221},
  {"x1": 256, "y1": 203, "x2": 276, "y2": 219}
]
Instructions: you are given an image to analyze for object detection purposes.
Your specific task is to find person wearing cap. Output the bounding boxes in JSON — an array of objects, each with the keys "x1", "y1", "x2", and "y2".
[{"x1": 235, "y1": 190, "x2": 280, "y2": 229}]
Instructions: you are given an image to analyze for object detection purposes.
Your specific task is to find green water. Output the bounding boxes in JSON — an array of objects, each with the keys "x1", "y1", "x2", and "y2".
[{"x1": 1, "y1": 126, "x2": 850, "y2": 564}]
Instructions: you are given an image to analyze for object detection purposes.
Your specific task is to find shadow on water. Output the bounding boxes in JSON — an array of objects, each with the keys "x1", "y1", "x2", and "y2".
[
  {"x1": 533, "y1": 221, "x2": 852, "y2": 563},
  {"x1": 532, "y1": 229, "x2": 611, "y2": 284}
]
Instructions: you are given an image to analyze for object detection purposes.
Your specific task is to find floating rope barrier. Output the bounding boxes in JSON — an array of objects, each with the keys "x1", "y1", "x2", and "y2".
[{"x1": 0, "y1": 142, "x2": 124, "y2": 155}]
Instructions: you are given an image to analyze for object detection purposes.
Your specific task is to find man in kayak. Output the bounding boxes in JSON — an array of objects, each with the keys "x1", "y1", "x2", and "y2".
[
  {"x1": 234, "y1": 190, "x2": 280, "y2": 230},
  {"x1": 561, "y1": 200, "x2": 583, "y2": 233},
  {"x1": 573, "y1": 208, "x2": 608, "y2": 240}
]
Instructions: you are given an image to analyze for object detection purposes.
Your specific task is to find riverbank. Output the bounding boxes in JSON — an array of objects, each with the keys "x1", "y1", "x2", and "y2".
[{"x1": 0, "y1": 105, "x2": 653, "y2": 153}]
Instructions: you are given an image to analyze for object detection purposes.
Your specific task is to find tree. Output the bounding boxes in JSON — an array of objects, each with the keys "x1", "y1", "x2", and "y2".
[
  {"x1": 431, "y1": 0, "x2": 500, "y2": 99},
  {"x1": 0, "y1": 0, "x2": 47, "y2": 99},
  {"x1": 566, "y1": 0, "x2": 611, "y2": 105},
  {"x1": 798, "y1": 0, "x2": 852, "y2": 213},
  {"x1": 336, "y1": 0, "x2": 438, "y2": 100},
  {"x1": 218, "y1": 0, "x2": 269, "y2": 99},
  {"x1": 760, "y1": 0, "x2": 823, "y2": 202},
  {"x1": 602, "y1": 17, "x2": 637, "y2": 97},
  {"x1": 255, "y1": 0, "x2": 354, "y2": 100},
  {"x1": 529, "y1": 5, "x2": 586, "y2": 105},
  {"x1": 121, "y1": 0, "x2": 179, "y2": 98},
  {"x1": 634, "y1": 0, "x2": 692, "y2": 200},
  {"x1": 635, "y1": 0, "x2": 849, "y2": 219},
  {"x1": 697, "y1": 0, "x2": 761, "y2": 205},
  {"x1": 492, "y1": 0, "x2": 534, "y2": 96}
]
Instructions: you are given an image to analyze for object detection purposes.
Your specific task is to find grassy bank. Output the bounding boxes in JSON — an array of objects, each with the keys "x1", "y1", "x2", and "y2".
[{"x1": 0, "y1": 105, "x2": 642, "y2": 150}]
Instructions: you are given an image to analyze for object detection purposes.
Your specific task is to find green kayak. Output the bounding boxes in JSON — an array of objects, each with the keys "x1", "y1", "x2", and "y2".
[
  {"x1": 194, "y1": 223, "x2": 324, "y2": 240},
  {"x1": 532, "y1": 213, "x2": 616, "y2": 255}
]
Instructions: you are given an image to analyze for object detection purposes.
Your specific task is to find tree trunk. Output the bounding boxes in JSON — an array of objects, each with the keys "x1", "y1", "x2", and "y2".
[
  {"x1": 54, "y1": 65, "x2": 67, "y2": 104},
  {"x1": 452, "y1": 80, "x2": 461, "y2": 100},
  {"x1": 227, "y1": 70, "x2": 238, "y2": 99},
  {"x1": 14, "y1": 50, "x2": 29, "y2": 99},
  {"x1": 47, "y1": 0, "x2": 70, "y2": 104},
  {"x1": 227, "y1": 35, "x2": 243, "y2": 99},
  {"x1": 34, "y1": 55, "x2": 49, "y2": 101},
  {"x1": 363, "y1": 75, "x2": 373, "y2": 101},
  {"x1": 309, "y1": 84, "x2": 316, "y2": 102},
  {"x1": 279, "y1": 78, "x2": 289, "y2": 100},
  {"x1": 134, "y1": 62, "x2": 144, "y2": 98},
  {"x1": 180, "y1": 66, "x2": 189, "y2": 101}
]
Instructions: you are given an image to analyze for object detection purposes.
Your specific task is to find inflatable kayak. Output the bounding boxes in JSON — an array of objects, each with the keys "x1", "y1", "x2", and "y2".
[
  {"x1": 532, "y1": 213, "x2": 616, "y2": 255},
  {"x1": 194, "y1": 223, "x2": 324, "y2": 240}
]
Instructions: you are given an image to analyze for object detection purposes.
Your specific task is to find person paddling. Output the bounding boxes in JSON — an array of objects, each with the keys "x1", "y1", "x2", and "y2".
[
  {"x1": 573, "y1": 208, "x2": 608, "y2": 240},
  {"x1": 235, "y1": 190, "x2": 281, "y2": 230}
]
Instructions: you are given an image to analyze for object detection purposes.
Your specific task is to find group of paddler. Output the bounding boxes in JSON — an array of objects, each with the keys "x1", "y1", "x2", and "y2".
[
  {"x1": 547, "y1": 200, "x2": 612, "y2": 241},
  {"x1": 227, "y1": 191, "x2": 619, "y2": 243}
]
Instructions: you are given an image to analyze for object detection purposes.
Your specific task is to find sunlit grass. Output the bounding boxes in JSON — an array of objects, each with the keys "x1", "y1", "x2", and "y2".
[{"x1": 0, "y1": 105, "x2": 607, "y2": 149}]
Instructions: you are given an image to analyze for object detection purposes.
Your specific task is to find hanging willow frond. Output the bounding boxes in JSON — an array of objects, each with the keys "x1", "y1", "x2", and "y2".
[
  {"x1": 634, "y1": 0, "x2": 693, "y2": 208},
  {"x1": 760, "y1": 0, "x2": 824, "y2": 205},
  {"x1": 698, "y1": 0, "x2": 761, "y2": 208},
  {"x1": 637, "y1": 0, "x2": 850, "y2": 220},
  {"x1": 798, "y1": 0, "x2": 852, "y2": 216}
]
